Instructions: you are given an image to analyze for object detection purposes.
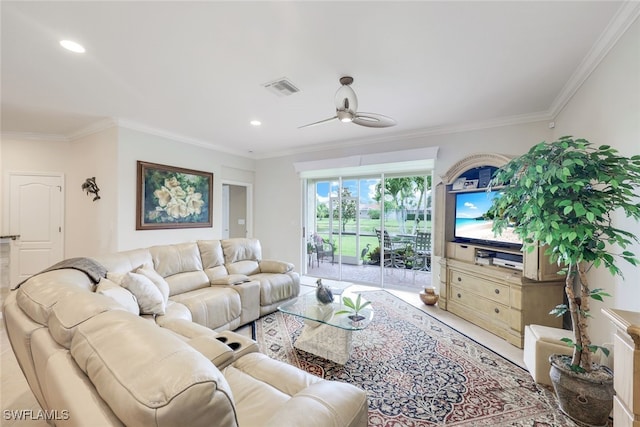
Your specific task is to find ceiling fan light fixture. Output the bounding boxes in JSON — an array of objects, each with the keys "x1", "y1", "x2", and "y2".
[
  {"x1": 337, "y1": 110, "x2": 353, "y2": 122},
  {"x1": 335, "y1": 85, "x2": 358, "y2": 113},
  {"x1": 299, "y1": 76, "x2": 395, "y2": 129}
]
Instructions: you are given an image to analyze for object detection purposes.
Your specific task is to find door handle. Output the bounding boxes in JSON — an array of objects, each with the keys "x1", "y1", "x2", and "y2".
[{"x1": 0, "y1": 235, "x2": 20, "y2": 240}]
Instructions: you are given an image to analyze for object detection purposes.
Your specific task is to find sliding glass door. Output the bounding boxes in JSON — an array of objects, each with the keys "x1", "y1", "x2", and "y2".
[{"x1": 305, "y1": 172, "x2": 432, "y2": 290}]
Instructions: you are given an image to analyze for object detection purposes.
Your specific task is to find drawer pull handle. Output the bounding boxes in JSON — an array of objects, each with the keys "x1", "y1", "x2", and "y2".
[
  {"x1": 494, "y1": 308, "x2": 500, "y2": 314},
  {"x1": 494, "y1": 289, "x2": 500, "y2": 294},
  {"x1": 457, "y1": 293, "x2": 461, "y2": 298},
  {"x1": 457, "y1": 277, "x2": 462, "y2": 282},
  {"x1": 460, "y1": 245, "x2": 468, "y2": 249}
]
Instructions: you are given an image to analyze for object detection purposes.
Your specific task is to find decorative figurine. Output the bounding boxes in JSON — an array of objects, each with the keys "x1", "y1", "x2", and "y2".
[
  {"x1": 81, "y1": 177, "x2": 101, "y2": 201},
  {"x1": 315, "y1": 278, "x2": 334, "y2": 305}
]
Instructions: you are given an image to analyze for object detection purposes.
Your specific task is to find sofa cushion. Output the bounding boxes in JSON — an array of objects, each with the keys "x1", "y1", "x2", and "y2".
[
  {"x1": 226, "y1": 260, "x2": 260, "y2": 276},
  {"x1": 16, "y1": 270, "x2": 94, "y2": 325},
  {"x1": 49, "y1": 291, "x2": 127, "y2": 349},
  {"x1": 251, "y1": 272, "x2": 300, "y2": 306},
  {"x1": 223, "y1": 352, "x2": 319, "y2": 425},
  {"x1": 222, "y1": 238, "x2": 262, "y2": 264},
  {"x1": 197, "y1": 240, "x2": 225, "y2": 268},
  {"x1": 156, "y1": 300, "x2": 193, "y2": 324},
  {"x1": 95, "y1": 278, "x2": 140, "y2": 315},
  {"x1": 31, "y1": 328, "x2": 124, "y2": 426},
  {"x1": 149, "y1": 242, "x2": 203, "y2": 278},
  {"x1": 164, "y1": 270, "x2": 211, "y2": 296},
  {"x1": 170, "y1": 287, "x2": 242, "y2": 331},
  {"x1": 203, "y1": 265, "x2": 231, "y2": 283},
  {"x1": 107, "y1": 272, "x2": 165, "y2": 315},
  {"x1": 71, "y1": 310, "x2": 239, "y2": 427}
]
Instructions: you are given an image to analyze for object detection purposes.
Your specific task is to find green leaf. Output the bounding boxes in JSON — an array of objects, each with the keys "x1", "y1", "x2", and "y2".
[
  {"x1": 570, "y1": 364, "x2": 586, "y2": 374},
  {"x1": 342, "y1": 296, "x2": 355, "y2": 310},
  {"x1": 560, "y1": 337, "x2": 575, "y2": 347},
  {"x1": 573, "y1": 203, "x2": 587, "y2": 217},
  {"x1": 549, "y1": 305, "x2": 567, "y2": 317}
]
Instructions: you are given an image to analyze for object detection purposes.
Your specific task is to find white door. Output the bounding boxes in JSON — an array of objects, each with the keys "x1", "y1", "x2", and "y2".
[{"x1": 9, "y1": 173, "x2": 64, "y2": 287}]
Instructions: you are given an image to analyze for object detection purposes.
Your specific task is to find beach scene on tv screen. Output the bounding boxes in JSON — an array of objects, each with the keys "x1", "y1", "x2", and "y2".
[{"x1": 455, "y1": 191, "x2": 521, "y2": 245}]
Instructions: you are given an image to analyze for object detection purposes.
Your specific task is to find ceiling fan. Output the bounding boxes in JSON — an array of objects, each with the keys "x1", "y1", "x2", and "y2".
[{"x1": 299, "y1": 76, "x2": 396, "y2": 129}]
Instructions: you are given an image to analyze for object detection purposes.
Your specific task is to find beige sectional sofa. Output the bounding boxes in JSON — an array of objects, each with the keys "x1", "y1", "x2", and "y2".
[{"x1": 3, "y1": 238, "x2": 368, "y2": 427}]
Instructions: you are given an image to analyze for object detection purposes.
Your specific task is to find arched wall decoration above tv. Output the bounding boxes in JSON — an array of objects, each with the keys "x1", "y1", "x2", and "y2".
[{"x1": 440, "y1": 152, "x2": 512, "y2": 185}]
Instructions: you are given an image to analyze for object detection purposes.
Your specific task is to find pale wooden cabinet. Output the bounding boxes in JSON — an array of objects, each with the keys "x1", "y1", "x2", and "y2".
[
  {"x1": 602, "y1": 308, "x2": 640, "y2": 427},
  {"x1": 435, "y1": 154, "x2": 565, "y2": 348},
  {"x1": 445, "y1": 242, "x2": 564, "y2": 347}
]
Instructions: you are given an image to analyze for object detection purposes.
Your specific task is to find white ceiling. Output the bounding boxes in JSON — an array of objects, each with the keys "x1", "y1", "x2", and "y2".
[{"x1": 1, "y1": 1, "x2": 637, "y2": 158}]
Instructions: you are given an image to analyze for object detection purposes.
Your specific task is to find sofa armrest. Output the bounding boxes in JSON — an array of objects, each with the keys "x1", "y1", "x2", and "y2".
[
  {"x1": 264, "y1": 381, "x2": 368, "y2": 427},
  {"x1": 187, "y1": 335, "x2": 235, "y2": 367},
  {"x1": 259, "y1": 260, "x2": 294, "y2": 274},
  {"x1": 230, "y1": 281, "x2": 260, "y2": 325}
]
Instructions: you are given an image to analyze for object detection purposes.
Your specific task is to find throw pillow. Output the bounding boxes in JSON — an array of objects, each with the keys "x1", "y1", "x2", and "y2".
[
  {"x1": 95, "y1": 278, "x2": 140, "y2": 316},
  {"x1": 136, "y1": 265, "x2": 170, "y2": 303},
  {"x1": 111, "y1": 272, "x2": 166, "y2": 315}
]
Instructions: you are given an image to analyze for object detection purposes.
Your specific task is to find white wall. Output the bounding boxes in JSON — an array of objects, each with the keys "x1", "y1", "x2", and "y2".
[
  {"x1": 254, "y1": 121, "x2": 552, "y2": 269},
  {"x1": 66, "y1": 127, "x2": 119, "y2": 257},
  {"x1": 552, "y1": 18, "x2": 640, "y2": 346},
  {"x1": 116, "y1": 127, "x2": 255, "y2": 251}
]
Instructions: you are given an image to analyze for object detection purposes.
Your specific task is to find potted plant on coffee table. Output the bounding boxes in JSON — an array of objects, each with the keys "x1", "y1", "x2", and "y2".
[
  {"x1": 335, "y1": 294, "x2": 372, "y2": 323},
  {"x1": 488, "y1": 136, "x2": 640, "y2": 426}
]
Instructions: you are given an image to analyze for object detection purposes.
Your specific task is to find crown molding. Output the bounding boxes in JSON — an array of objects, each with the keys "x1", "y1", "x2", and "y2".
[
  {"x1": 68, "y1": 117, "x2": 118, "y2": 141},
  {"x1": 116, "y1": 119, "x2": 250, "y2": 158},
  {"x1": 254, "y1": 110, "x2": 551, "y2": 160},
  {"x1": 0, "y1": 131, "x2": 69, "y2": 142},
  {"x1": 549, "y1": 1, "x2": 640, "y2": 119}
]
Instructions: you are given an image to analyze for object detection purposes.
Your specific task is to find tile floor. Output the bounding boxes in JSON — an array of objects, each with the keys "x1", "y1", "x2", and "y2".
[{"x1": 0, "y1": 254, "x2": 525, "y2": 426}]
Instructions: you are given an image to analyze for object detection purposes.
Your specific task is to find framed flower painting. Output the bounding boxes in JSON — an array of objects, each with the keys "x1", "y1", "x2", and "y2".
[{"x1": 136, "y1": 161, "x2": 213, "y2": 230}]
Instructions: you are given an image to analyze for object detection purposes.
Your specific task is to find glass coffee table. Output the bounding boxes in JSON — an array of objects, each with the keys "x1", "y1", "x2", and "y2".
[{"x1": 278, "y1": 289, "x2": 374, "y2": 364}]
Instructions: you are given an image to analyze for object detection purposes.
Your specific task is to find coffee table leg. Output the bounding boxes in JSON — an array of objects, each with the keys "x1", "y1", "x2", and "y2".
[{"x1": 294, "y1": 323, "x2": 353, "y2": 364}]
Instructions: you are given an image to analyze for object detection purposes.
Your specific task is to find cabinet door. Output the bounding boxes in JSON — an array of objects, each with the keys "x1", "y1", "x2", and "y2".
[{"x1": 523, "y1": 245, "x2": 562, "y2": 281}]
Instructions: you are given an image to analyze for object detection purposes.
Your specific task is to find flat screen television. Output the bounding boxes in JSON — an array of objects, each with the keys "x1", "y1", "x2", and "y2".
[{"x1": 453, "y1": 190, "x2": 522, "y2": 249}]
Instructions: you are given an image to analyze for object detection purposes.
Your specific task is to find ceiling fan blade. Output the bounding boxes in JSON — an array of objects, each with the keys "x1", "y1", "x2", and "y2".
[
  {"x1": 298, "y1": 116, "x2": 338, "y2": 129},
  {"x1": 353, "y1": 112, "x2": 396, "y2": 128}
]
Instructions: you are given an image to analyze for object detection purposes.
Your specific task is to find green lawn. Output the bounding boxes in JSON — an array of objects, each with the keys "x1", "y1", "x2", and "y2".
[{"x1": 312, "y1": 218, "x2": 432, "y2": 258}]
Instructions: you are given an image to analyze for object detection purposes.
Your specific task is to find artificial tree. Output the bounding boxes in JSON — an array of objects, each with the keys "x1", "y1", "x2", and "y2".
[{"x1": 488, "y1": 136, "x2": 640, "y2": 373}]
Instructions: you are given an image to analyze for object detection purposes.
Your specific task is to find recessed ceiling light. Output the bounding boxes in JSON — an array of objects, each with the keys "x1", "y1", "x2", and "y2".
[
  {"x1": 60, "y1": 40, "x2": 86, "y2": 53},
  {"x1": 250, "y1": 120, "x2": 261, "y2": 126}
]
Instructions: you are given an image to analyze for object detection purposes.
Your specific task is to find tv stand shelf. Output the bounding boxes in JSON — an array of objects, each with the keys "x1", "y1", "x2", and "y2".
[
  {"x1": 450, "y1": 242, "x2": 523, "y2": 270},
  {"x1": 434, "y1": 154, "x2": 566, "y2": 348}
]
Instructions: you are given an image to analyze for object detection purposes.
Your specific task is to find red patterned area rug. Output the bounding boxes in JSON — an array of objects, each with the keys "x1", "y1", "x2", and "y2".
[{"x1": 256, "y1": 290, "x2": 583, "y2": 427}]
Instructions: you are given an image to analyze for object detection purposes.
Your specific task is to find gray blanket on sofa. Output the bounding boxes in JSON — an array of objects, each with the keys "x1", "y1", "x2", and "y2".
[{"x1": 14, "y1": 257, "x2": 107, "y2": 289}]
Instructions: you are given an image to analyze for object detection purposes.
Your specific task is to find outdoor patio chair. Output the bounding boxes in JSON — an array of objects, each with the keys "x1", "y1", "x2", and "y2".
[
  {"x1": 315, "y1": 241, "x2": 335, "y2": 265},
  {"x1": 375, "y1": 229, "x2": 405, "y2": 268},
  {"x1": 410, "y1": 231, "x2": 431, "y2": 272}
]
